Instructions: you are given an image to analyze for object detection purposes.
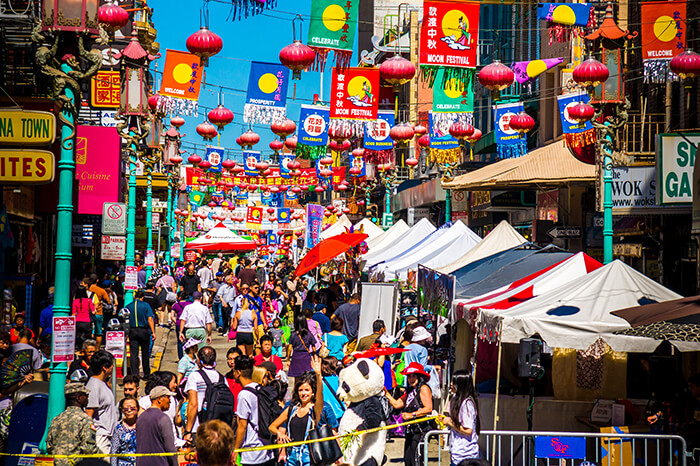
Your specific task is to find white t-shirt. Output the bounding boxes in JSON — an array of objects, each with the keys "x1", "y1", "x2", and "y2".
[
  {"x1": 198, "y1": 267, "x2": 213, "y2": 289},
  {"x1": 450, "y1": 398, "x2": 479, "y2": 462},
  {"x1": 236, "y1": 382, "x2": 275, "y2": 465},
  {"x1": 180, "y1": 301, "x2": 214, "y2": 328},
  {"x1": 184, "y1": 367, "x2": 221, "y2": 430}
]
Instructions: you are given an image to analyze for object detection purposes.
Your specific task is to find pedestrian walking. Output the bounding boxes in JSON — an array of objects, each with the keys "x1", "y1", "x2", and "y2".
[
  {"x1": 357, "y1": 320, "x2": 386, "y2": 352},
  {"x1": 179, "y1": 263, "x2": 201, "y2": 300},
  {"x1": 177, "y1": 338, "x2": 201, "y2": 384},
  {"x1": 195, "y1": 420, "x2": 236, "y2": 466},
  {"x1": 156, "y1": 269, "x2": 178, "y2": 327},
  {"x1": 126, "y1": 290, "x2": 156, "y2": 377},
  {"x1": 288, "y1": 313, "x2": 317, "y2": 378},
  {"x1": 72, "y1": 286, "x2": 94, "y2": 349},
  {"x1": 210, "y1": 273, "x2": 225, "y2": 334},
  {"x1": 171, "y1": 292, "x2": 192, "y2": 359},
  {"x1": 183, "y1": 346, "x2": 227, "y2": 440},
  {"x1": 85, "y1": 350, "x2": 118, "y2": 454},
  {"x1": 231, "y1": 296, "x2": 259, "y2": 357},
  {"x1": 253, "y1": 334, "x2": 283, "y2": 374},
  {"x1": 216, "y1": 275, "x2": 237, "y2": 336},
  {"x1": 440, "y1": 370, "x2": 481, "y2": 464},
  {"x1": 46, "y1": 383, "x2": 98, "y2": 466},
  {"x1": 269, "y1": 318, "x2": 286, "y2": 358},
  {"x1": 136, "y1": 386, "x2": 178, "y2": 466},
  {"x1": 110, "y1": 396, "x2": 139, "y2": 466},
  {"x1": 179, "y1": 291, "x2": 213, "y2": 350},
  {"x1": 334, "y1": 293, "x2": 361, "y2": 353},
  {"x1": 68, "y1": 339, "x2": 97, "y2": 379}
]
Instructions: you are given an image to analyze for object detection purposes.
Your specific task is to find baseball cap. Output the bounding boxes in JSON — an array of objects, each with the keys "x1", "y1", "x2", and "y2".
[{"x1": 149, "y1": 386, "x2": 176, "y2": 400}]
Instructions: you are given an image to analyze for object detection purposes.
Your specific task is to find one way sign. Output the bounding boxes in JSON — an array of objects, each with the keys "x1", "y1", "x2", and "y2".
[{"x1": 547, "y1": 226, "x2": 582, "y2": 239}]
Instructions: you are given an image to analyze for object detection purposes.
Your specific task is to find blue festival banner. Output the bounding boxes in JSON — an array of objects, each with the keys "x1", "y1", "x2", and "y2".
[
  {"x1": 285, "y1": 189, "x2": 297, "y2": 201},
  {"x1": 537, "y1": 3, "x2": 592, "y2": 27},
  {"x1": 557, "y1": 92, "x2": 594, "y2": 134},
  {"x1": 494, "y1": 102, "x2": 527, "y2": 158},
  {"x1": 244, "y1": 62, "x2": 290, "y2": 124},
  {"x1": 349, "y1": 150, "x2": 366, "y2": 177},
  {"x1": 364, "y1": 110, "x2": 394, "y2": 150},
  {"x1": 243, "y1": 150, "x2": 260, "y2": 177},
  {"x1": 429, "y1": 112, "x2": 459, "y2": 149},
  {"x1": 268, "y1": 232, "x2": 278, "y2": 245},
  {"x1": 205, "y1": 146, "x2": 224, "y2": 173},
  {"x1": 278, "y1": 207, "x2": 291, "y2": 223},
  {"x1": 235, "y1": 186, "x2": 248, "y2": 201},
  {"x1": 299, "y1": 105, "x2": 330, "y2": 147},
  {"x1": 270, "y1": 192, "x2": 283, "y2": 208},
  {"x1": 280, "y1": 154, "x2": 295, "y2": 179},
  {"x1": 261, "y1": 190, "x2": 273, "y2": 205}
]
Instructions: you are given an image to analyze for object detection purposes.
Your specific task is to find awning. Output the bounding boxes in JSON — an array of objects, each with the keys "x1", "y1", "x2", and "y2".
[
  {"x1": 443, "y1": 141, "x2": 596, "y2": 191},
  {"x1": 393, "y1": 178, "x2": 446, "y2": 211}
]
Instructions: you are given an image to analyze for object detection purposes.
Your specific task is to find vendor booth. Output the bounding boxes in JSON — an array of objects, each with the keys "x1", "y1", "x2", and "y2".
[
  {"x1": 354, "y1": 218, "x2": 384, "y2": 240},
  {"x1": 185, "y1": 222, "x2": 257, "y2": 252},
  {"x1": 362, "y1": 218, "x2": 435, "y2": 270},
  {"x1": 365, "y1": 219, "x2": 409, "y2": 251}
]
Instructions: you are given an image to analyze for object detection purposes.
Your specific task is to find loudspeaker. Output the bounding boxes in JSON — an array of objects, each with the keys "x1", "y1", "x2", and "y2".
[{"x1": 518, "y1": 338, "x2": 542, "y2": 378}]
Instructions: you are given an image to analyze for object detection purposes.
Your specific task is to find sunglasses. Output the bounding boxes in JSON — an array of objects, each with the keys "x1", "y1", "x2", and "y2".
[{"x1": 122, "y1": 406, "x2": 137, "y2": 412}]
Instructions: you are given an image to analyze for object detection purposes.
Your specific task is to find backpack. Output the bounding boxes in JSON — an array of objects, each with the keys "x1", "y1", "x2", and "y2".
[
  {"x1": 197, "y1": 370, "x2": 235, "y2": 426},
  {"x1": 243, "y1": 384, "x2": 283, "y2": 445}
]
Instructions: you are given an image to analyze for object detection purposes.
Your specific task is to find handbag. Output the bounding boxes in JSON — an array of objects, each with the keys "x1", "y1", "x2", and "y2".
[
  {"x1": 307, "y1": 424, "x2": 342, "y2": 466},
  {"x1": 319, "y1": 334, "x2": 330, "y2": 358}
]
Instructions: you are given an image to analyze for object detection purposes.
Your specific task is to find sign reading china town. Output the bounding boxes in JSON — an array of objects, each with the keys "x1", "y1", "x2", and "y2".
[{"x1": 0, "y1": 109, "x2": 56, "y2": 145}]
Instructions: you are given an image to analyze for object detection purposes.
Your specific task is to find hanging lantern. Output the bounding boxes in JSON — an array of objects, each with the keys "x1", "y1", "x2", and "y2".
[
  {"x1": 42, "y1": 0, "x2": 99, "y2": 34},
  {"x1": 186, "y1": 26, "x2": 223, "y2": 66},
  {"x1": 196, "y1": 121, "x2": 218, "y2": 141},
  {"x1": 267, "y1": 207, "x2": 275, "y2": 215},
  {"x1": 341, "y1": 140, "x2": 351, "y2": 152},
  {"x1": 328, "y1": 140, "x2": 340, "y2": 152},
  {"x1": 352, "y1": 148, "x2": 365, "y2": 158},
  {"x1": 316, "y1": 186, "x2": 326, "y2": 193},
  {"x1": 573, "y1": 57, "x2": 609, "y2": 88},
  {"x1": 379, "y1": 55, "x2": 416, "y2": 90},
  {"x1": 418, "y1": 134, "x2": 430, "y2": 148},
  {"x1": 199, "y1": 160, "x2": 212, "y2": 170},
  {"x1": 147, "y1": 94, "x2": 161, "y2": 113},
  {"x1": 285, "y1": 135, "x2": 298, "y2": 150},
  {"x1": 466, "y1": 128, "x2": 482, "y2": 145},
  {"x1": 222, "y1": 159, "x2": 236, "y2": 170},
  {"x1": 271, "y1": 118, "x2": 297, "y2": 139},
  {"x1": 188, "y1": 154, "x2": 202, "y2": 166},
  {"x1": 208, "y1": 105, "x2": 234, "y2": 131},
  {"x1": 670, "y1": 49, "x2": 700, "y2": 80},
  {"x1": 256, "y1": 161, "x2": 270, "y2": 171},
  {"x1": 390, "y1": 123, "x2": 415, "y2": 145},
  {"x1": 270, "y1": 139, "x2": 284, "y2": 153},
  {"x1": 98, "y1": 3, "x2": 129, "y2": 34},
  {"x1": 236, "y1": 136, "x2": 244, "y2": 149},
  {"x1": 239, "y1": 130, "x2": 260, "y2": 148},
  {"x1": 320, "y1": 168, "x2": 333, "y2": 178},
  {"x1": 207, "y1": 201, "x2": 216, "y2": 208},
  {"x1": 413, "y1": 124, "x2": 427, "y2": 137},
  {"x1": 349, "y1": 166, "x2": 362, "y2": 176},
  {"x1": 328, "y1": 125, "x2": 351, "y2": 143},
  {"x1": 171, "y1": 116, "x2": 185, "y2": 128},
  {"x1": 448, "y1": 121, "x2": 474, "y2": 141},
  {"x1": 478, "y1": 61, "x2": 515, "y2": 91},
  {"x1": 170, "y1": 154, "x2": 183, "y2": 164},
  {"x1": 508, "y1": 112, "x2": 535, "y2": 134},
  {"x1": 568, "y1": 102, "x2": 595, "y2": 124},
  {"x1": 279, "y1": 41, "x2": 316, "y2": 80},
  {"x1": 337, "y1": 184, "x2": 348, "y2": 192},
  {"x1": 232, "y1": 165, "x2": 244, "y2": 175},
  {"x1": 270, "y1": 186, "x2": 280, "y2": 193},
  {"x1": 405, "y1": 157, "x2": 419, "y2": 167},
  {"x1": 320, "y1": 157, "x2": 333, "y2": 166}
]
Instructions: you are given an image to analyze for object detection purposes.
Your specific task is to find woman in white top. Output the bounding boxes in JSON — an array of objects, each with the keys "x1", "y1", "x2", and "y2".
[
  {"x1": 232, "y1": 299, "x2": 258, "y2": 356},
  {"x1": 440, "y1": 370, "x2": 480, "y2": 465}
]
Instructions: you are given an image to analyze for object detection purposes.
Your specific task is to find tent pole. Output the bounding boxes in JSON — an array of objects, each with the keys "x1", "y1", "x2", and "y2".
[{"x1": 491, "y1": 322, "x2": 503, "y2": 466}]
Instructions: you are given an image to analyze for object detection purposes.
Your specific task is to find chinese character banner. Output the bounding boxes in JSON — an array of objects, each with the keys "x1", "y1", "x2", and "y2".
[
  {"x1": 244, "y1": 62, "x2": 290, "y2": 124},
  {"x1": 307, "y1": 0, "x2": 359, "y2": 69},
  {"x1": 364, "y1": 111, "x2": 394, "y2": 151},
  {"x1": 159, "y1": 50, "x2": 202, "y2": 115},
  {"x1": 297, "y1": 105, "x2": 330, "y2": 160},
  {"x1": 330, "y1": 67, "x2": 379, "y2": 121},
  {"x1": 494, "y1": 102, "x2": 527, "y2": 159},
  {"x1": 641, "y1": 1, "x2": 686, "y2": 83}
]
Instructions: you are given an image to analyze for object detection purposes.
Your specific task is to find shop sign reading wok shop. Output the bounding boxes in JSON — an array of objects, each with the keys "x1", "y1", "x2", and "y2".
[{"x1": 658, "y1": 133, "x2": 700, "y2": 205}]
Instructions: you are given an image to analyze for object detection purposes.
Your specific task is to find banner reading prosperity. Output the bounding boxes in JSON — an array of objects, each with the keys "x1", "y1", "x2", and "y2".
[
  {"x1": 307, "y1": 0, "x2": 359, "y2": 69},
  {"x1": 641, "y1": 1, "x2": 686, "y2": 60},
  {"x1": 330, "y1": 67, "x2": 379, "y2": 121},
  {"x1": 159, "y1": 50, "x2": 202, "y2": 115},
  {"x1": 420, "y1": 1, "x2": 480, "y2": 88},
  {"x1": 364, "y1": 111, "x2": 394, "y2": 150},
  {"x1": 494, "y1": 102, "x2": 527, "y2": 158},
  {"x1": 244, "y1": 62, "x2": 290, "y2": 124}
]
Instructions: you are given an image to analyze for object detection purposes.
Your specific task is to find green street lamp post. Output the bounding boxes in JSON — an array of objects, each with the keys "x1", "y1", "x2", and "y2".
[{"x1": 163, "y1": 126, "x2": 183, "y2": 265}]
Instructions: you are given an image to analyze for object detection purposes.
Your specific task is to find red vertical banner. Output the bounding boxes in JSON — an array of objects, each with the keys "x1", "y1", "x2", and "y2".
[
  {"x1": 246, "y1": 207, "x2": 263, "y2": 224},
  {"x1": 419, "y1": 1, "x2": 481, "y2": 69},
  {"x1": 641, "y1": 1, "x2": 686, "y2": 60},
  {"x1": 330, "y1": 67, "x2": 380, "y2": 120}
]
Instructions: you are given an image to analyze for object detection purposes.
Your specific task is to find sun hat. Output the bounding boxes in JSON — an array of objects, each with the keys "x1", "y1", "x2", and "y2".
[
  {"x1": 411, "y1": 326, "x2": 432, "y2": 343},
  {"x1": 400, "y1": 362, "x2": 430, "y2": 380},
  {"x1": 183, "y1": 338, "x2": 202, "y2": 351}
]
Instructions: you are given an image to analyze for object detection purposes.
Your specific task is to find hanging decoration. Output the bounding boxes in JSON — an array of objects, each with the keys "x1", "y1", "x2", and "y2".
[
  {"x1": 537, "y1": 2, "x2": 593, "y2": 45},
  {"x1": 511, "y1": 57, "x2": 564, "y2": 86},
  {"x1": 428, "y1": 112, "x2": 461, "y2": 164},
  {"x1": 330, "y1": 67, "x2": 380, "y2": 136},
  {"x1": 229, "y1": 0, "x2": 278, "y2": 21},
  {"x1": 208, "y1": 104, "x2": 234, "y2": 131},
  {"x1": 641, "y1": 1, "x2": 686, "y2": 83},
  {"x1": 243, "y1": 62, "x2": 290, "y2": 124},
  {"x1": 493, "y1": 102, "x2": 527, "y2": 159},
  {"x1": 196, "y1": 121, "x2": 218, "y2": 141},
  {"x1": 158, "y1": 50, "x2": 203, "y2": 115},
  {"x1": 432, "y1": 67, "x2": 474, "y2": 133},
  {"x1": 364, "y1": 111, "x2": 394, "y2": 165},
  {"x1": 186, "y1": 27, "x2": 223, "y2": 67},
  {"x1": 205, "y1": 146, "x2": 224, "y2": 173},
  {"x1": 349, "y1": 149, "x2": 367, "y2": 177},
  {"x1": 243, "y1": 150, "x2": 261, "y2": 177},
  {"x1": 280, "y1": 16, "x2": 316, "y2": 80},
  {"x1": 558, "y1": 92, "x2": 595, "y2": 150},
  {"x1": 307, "y1": 0, "x2": 359, "y2": 70},
  {"x1": 419, "y1": 1, "x2": 480, "y2": 89},
  {"x1": 297, "y1": 105, "x2": 330, "y2": 160},
  {"x1": 280, "y1": 153, "x2": 296, "y2": 178}
]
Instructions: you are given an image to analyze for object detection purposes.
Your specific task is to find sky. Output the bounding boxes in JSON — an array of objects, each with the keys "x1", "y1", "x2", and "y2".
[{"x1": 150, "y1": 0, "x2": 359, "y2": 164}]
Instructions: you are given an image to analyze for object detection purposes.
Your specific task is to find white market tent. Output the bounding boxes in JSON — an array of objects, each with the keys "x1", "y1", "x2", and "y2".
[
  {"x1": 362, "y1": 218, "x2": 435, "y2": 270},
  {"x1": 354, "y1": 218, "x2": 384, "y2": 240},
  {"x1": 437, "y1": 220, "x2": 527, "y2": 274},
  {"x1": 320, "y1": 215, "x2": 352, "y2": 240},
  {"x1": 186, "y1": 222, "x2": 257, "y2": 251},
  {"x1": 365, "y1": 219, "x2": 409, "y2": 251},
  {"x1": 479, "y1": 260, "x2": 685, "y2": 352},
  {"x1": 371, "y1": 221, "x2": 482, "y2": 281}
]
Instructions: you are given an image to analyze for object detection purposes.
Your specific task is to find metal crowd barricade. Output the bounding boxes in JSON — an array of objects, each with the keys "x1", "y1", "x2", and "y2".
[{"x1": 422, "y1": 429, "x2": 690, "y2": 466}]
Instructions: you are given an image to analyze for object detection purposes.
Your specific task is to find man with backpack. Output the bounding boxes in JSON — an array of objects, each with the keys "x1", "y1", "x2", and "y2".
[
  {"x1": 183, "y1": 346, "x2": 235, "y2": 443},
  {"x1": 234, "y1": 355, "x2": 277, "y2": 466}
]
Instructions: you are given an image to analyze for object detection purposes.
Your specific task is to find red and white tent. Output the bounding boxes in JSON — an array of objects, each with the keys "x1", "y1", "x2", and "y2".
[{"x1": 186, "y1": 222, "x2": 257, "y2": 252}]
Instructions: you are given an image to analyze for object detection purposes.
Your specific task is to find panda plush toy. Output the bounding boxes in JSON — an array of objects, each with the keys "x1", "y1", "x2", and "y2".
[{"x1": 337, "y1": 358, "x2": 388, "y2": 466}]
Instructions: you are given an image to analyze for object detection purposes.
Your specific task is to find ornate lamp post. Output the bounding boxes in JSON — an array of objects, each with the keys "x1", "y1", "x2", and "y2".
[
  {"x1": 33, "y1": 0, "x2": 102, "y2": 446},
  {"x1": 163, "y1": 129, "x2": 183, "y2": 265}
]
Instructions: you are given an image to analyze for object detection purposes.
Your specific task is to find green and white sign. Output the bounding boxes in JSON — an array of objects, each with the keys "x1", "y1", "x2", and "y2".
[{"x1": 658, "y1": 133, "x2": 700, "y2": 204}]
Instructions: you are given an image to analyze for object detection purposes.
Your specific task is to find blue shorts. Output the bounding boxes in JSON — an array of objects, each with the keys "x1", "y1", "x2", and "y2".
[{"x1": 92, "y1": 314, "x2": 104, "y2": 336}]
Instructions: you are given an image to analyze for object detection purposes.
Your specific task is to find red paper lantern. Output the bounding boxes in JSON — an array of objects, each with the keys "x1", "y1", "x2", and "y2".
[
  {"x1": 413, "y1": 124, "x2": 427, "y2": 137},
  {"x1": 199, "y1": 160, "x2": 212, "y2": 170},
  {"x1": 449, "y1": 121, "x2": 474, "y2": 141},
  {"x1": 239, "y1": 130, "x2": 260, "y2": 148},
  {"x1": 271, "y1": 118, "x2": 297, "y2": 139},
  {"x1": 509, "y1": 112, "x2": 535, "y2": 134},
  {"x1": 188, "y1": 154, "x2": 202, "y2": 166},
  {"x1": 208, "y1": 201, "x2": 216, "y2": 208},
  {"x1": 232, "y1": 166, "x2": 244, "y2": 174},
  {"x1": 379, "y1": 55, "x2": 416, "y2": 87},
  {"x1": 405, "y1": 157, "x2": 419, "y2": 167},
  {"x1": 670, "y1": 49, "x2": 700, "y2": 79},
  {"x1": 186, "y1": 26, "x2": 223, "y2": 66},
  {"x1": 328, "y1": 140, "x2": 339, "y2": 152},
  {"x1": 352, "y1": 148, "x2": 365, "y2": 158},
  {"x1": 256, "y1": 161, "x2": 270, "y2": 171},
  {"x1": 418, "y1": 133, "x2": 430, "y2": 148},
  {"x1": 279, "y1": 41, "x2": 316, "y2": 80},
  {"x1": 170, "y1": 154, "x2": 183, "y2": 164},
  {"x1": 573, "y1": 57, "x2": 609, "y2": 88},
  {"x1": 349, "y1": 166, "x2": 362, "y2": 176},
  {"x1": 341, "y1": 140, "x2": 351, "y2": 152},
  {"x1": 270, "y1": 139, "x2": 284, "y2": 152},
  {"x1": 320, "y1": 157, "x2": 333, "y2": 166},
  {"x1": 285, "y1": 135, "x2": 298, "y2": 150},
  {"x1": 147, "y1": 94, "x2": 160, "y2": 113},
  {"x1": 208, "y1": 105, "x2": 234, "y2": 131},
  {"x1": 390, "y1": 123, "x2": 415, "y2": 145},
  {"x1": 267, "y1": 207, "x2": 275, "y2": 215},
  {"x1": 222, "y1": 159, "x2": 235, "y2": 170},
  {"x1": 337, "y1": 184, "x2": 348, "y2": 192},
  {"x1": 328, "y1": 125, "x2": 351, "y2": 142},
  {"x1": 171, "y1": 116, "x2": 185, "y2": 128},
  {"x1": 196, "y1": 121, "x2": 218, "y2": 141},
  {"x1": 568, "y1": 102, "x2": 595, "y2": 124},
  {"x1": 478, "y1": 61, "x2": 515, "y2": 91},
  {"x1": 98, "y1": 3, "x2": 129, "y2": 33},
  {"x1": 466, "y1": 128, "x2": 482, "y2": 145}
]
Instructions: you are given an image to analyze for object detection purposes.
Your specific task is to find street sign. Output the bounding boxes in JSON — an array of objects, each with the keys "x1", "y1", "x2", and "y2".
[
  {"x1": 52, "y1": 316, "x2": 76, "y2": 363},
  {"x1": 142, "y1": 199, "x2": 168, "y2": 209},
  {"x1": 152, "y1": 212, "x2": 160, "y2": 224},
  {"x1": 382, "y1": 212, "x2": 394, "y2": 229},
  {"x1": 101, "y1": 235, "x2": 126, "y2": 260},
  {"x1": 125, "y1": 266, "x2": 138, "y2": 290},
  {"x1": 547, "y1": 226, "x2": 582, "y2": 239},
  {"x1": 145, "y1": 250, "x2": 155, "y2": 267},
  {"x1": 102, "y1": 202, "x2": 127, "y2": 235}
]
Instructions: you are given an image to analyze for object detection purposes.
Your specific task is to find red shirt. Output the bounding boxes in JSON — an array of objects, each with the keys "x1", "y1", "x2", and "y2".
[
  {"x1": 225, "y1": 372, "x2": 242, "y2": 411},
  {"x1": 10, "y1": 327, "x2": 34, "y2": 345},
  {"x1": 253, "y1": 353, "x2": 283, "y2": 374}
]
